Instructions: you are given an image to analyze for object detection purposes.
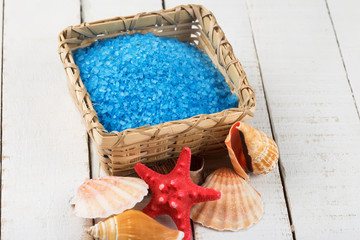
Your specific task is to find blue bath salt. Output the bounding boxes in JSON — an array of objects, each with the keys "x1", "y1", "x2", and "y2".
[{"x1": 73, "y1": 33, "x2": 238, "y2": 132}]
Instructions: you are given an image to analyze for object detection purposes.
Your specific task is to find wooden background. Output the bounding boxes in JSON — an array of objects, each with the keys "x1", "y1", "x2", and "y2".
[{"x1": 1, "y1": 0, "x2": 360, "y2": 239}]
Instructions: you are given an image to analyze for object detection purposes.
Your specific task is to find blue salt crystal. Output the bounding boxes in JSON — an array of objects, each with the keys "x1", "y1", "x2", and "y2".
[{"x1": 73, "y1": 33, "x2": 239, "y2": 132}]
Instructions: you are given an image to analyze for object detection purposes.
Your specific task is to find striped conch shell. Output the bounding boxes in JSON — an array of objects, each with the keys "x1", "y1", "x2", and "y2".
[
  {"x1": 190, "y1": 168, "x2": 263, "y2": 230},
  {"x1": 88, "y1": 210, "x2": 184, "y2": 240},
  {"x1": 225, "y1": 121, "x2": 279, "y2": 181},
  {"x1": 74, "y1": 176, "x2": 148, "y2": 218}
]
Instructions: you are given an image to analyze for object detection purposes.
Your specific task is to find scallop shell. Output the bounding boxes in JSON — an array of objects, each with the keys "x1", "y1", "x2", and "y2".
[
  {"x1": 88, "y1": 210, "x2": 184, "y2": 240},
  {"x1": 190, "y1": 168, "x2": 263, "y2": 231},
  {"x1": 225, "y1": 122, "x2": 279, "y2": 180},
  {"x1": 74, "y1": 176, "x2": 148, "y2": 218}
]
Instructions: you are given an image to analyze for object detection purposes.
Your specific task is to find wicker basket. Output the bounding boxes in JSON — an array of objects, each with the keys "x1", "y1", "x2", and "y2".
[{"x1": 58, "y1": 4, "x2": 256, "y2": 176}]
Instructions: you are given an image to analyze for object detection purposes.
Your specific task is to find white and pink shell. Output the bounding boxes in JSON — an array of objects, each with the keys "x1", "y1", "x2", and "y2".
[{"x1": 74, "y1": 176, "x2": 148, "y2": 218}]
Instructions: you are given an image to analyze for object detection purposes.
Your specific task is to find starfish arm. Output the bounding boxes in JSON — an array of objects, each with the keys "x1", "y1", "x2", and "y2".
[
  {"x1": 142, "y1": 199, "x2": 164, "y2": 218},
  {"x1": 172, "y1": 210, "x2": 192, "y2": 240},
  {"x1": 193, "y1": 185, "x2": 221, "y2": 203},
  {"x1": 134, "y1": 163, "x2": 161, "y2": 181},
  {"x1": 170, "y1": 147, "x2": 192, "y2": 177}
]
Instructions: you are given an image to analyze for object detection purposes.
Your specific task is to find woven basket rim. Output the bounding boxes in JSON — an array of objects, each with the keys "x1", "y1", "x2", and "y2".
[
  {"x1": 95, "y1": 107, "x2": 253, "y2": 136},
  {"x1": 60, "y1": 4, "x2": 209, "y2": 32},
  {"x1": 58, "y1": 4, "x2": 256, "y2": 148}
]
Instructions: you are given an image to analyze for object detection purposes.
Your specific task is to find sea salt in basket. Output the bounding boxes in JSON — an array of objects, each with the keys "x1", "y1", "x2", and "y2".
[{"x1": 58, "y1": 5, "x2": 256, "y2": 176}]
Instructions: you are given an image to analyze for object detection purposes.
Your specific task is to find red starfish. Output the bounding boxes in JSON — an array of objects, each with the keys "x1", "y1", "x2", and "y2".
[{"x1": 135, "y1": 147, "x2": 221, "y2": 240}]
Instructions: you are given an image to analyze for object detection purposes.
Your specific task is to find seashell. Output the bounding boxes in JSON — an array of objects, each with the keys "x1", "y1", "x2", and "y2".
[
  {"x1": 74, "y1": 176, "x2": 148, "y2": 218},
  {"x1": 88, "y1": 209, "x2": 184, "y2": 240},
  {"x1": 190, "y1": 168, "x2": 263, "y2": 231},
  {"x1": 190, "y1": 155, "x2": 205, "y2": 185},
  {"x1": 225, "y1": 121, "x2": 279, "y2": 180}
]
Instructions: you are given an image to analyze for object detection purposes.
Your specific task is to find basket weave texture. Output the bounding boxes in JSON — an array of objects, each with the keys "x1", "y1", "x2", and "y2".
[{"x1": 58, "y1": 4, "x2": 256, "y2": 176}]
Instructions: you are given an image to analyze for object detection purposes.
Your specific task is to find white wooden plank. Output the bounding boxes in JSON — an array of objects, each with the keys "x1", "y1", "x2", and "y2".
[
  {"x1": 82, "y1": 0, "x2": 163, "y2": 22},
  {"x1": 90, "y1": 138, "x2": 107, "y2": 178},
  {"x1": 166, "y1": 1, "x2": 293, "y2": 239},
  {"x1": 1, "y1": 0, "x2": 91, "y2": 239},
  {"x1": 0, "y1": 1, "x2": 3, "y2": 237},
  {"x1": 247, "y1": 0, "x2": 360, "y2": 239},
  {"x1": 81, "y1": 0, "x2": 163, "y2": 179},
  {"x1": 0, "y1": 0, "x2": 3, "y2": 174},
  {"x1": 326, "y1": 0, "x2": 360, "y2": 116}
]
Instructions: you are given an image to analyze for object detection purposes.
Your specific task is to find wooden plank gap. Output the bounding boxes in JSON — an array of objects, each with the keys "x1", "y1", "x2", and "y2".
[
  {"x1": 191, "y1": 219, "x2": 195, "y2": 240},
  {"x1": 87, "y1": 134, "x2": 93, "y2": 179},
  {"x1": 277, "y1": 160, "x2": 296, "y2": 240},
  {"x1": 0, "y1": 0, "x2": 4, "y2": 238},
  {"x1": 80, "y1": 10, "x2": 94, "y2": 239},
  {"x1": 245, "y1": 1, "x2": 296, "y2": 239},
  {"x1": 324, "y1": 0, "x2": 360, "y2": 120},
  {"x1": 80, "y1": 0, "x2": 84, "y2": 23}
]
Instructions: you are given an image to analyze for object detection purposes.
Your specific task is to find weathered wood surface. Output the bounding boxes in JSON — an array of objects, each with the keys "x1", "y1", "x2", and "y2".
[
  {"x1": 82, "y1": 0, "x2": 162, "y2": 22},
  {"x1": 2, "y1": 0, "x2": 360, "y2": 239},
  {"x1": 326, "y1": 0, "x2": 360, "y2": 116},
  {"x1": 0, "y1": 0, "x2": 3, "y2": 197},
  {"x1": 247, "y1": 0, "x2": 360, "y2": 239},
  {"x1": 167, "y1": 0, "x2": 293, "y2": 239},
  {"x1": 1, "y1": 0, "x2": 91, "y2": 239}
]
